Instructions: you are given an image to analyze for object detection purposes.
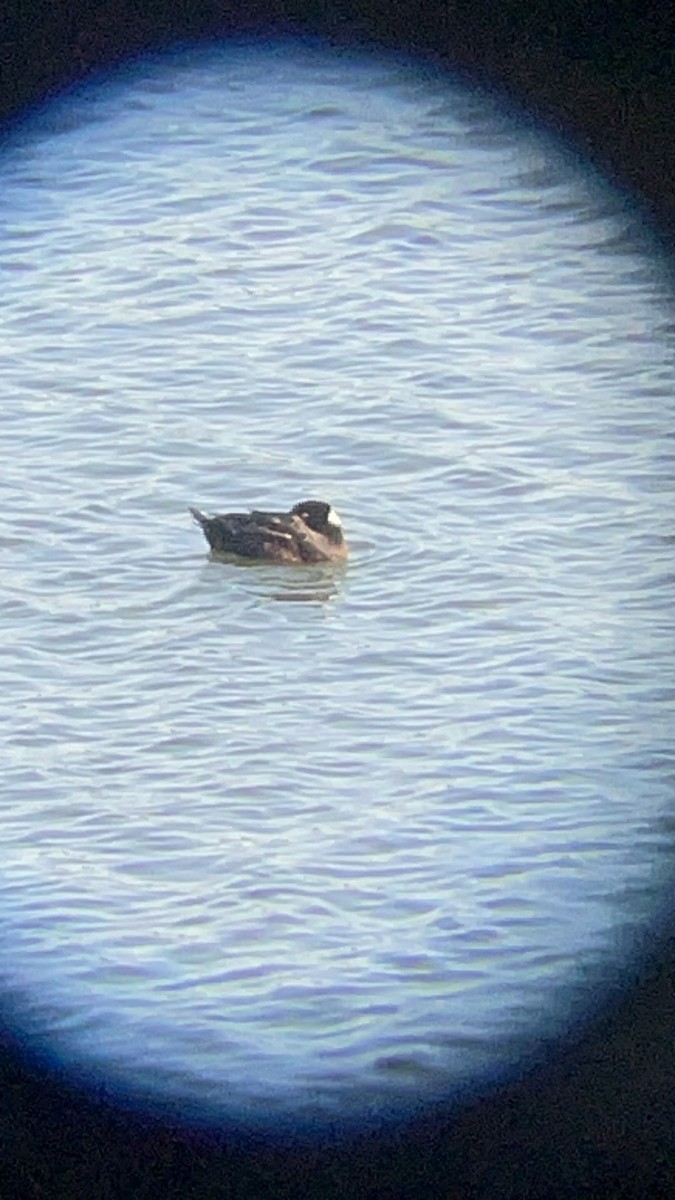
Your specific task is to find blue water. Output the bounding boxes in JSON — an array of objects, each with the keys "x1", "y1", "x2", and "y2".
[{"x1": 1, "y1": 41, "x2": 674, "y2": 1129}]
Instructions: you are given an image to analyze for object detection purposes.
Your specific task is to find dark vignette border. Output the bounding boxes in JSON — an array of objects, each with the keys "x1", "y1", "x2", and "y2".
[{"x1": 1, "y1": 3, "x2": 675, "y2": 1197}]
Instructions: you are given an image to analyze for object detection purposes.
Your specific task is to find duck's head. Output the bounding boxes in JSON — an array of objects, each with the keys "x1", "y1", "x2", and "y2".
[{"x1": 291, "y1": 500, "x2": 344, "y2": 544}]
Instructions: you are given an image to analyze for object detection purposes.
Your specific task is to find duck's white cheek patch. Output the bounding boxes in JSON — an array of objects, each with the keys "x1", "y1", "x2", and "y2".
[{"x1": 327, "y1": 507, "x2": 342, "y2": 528}]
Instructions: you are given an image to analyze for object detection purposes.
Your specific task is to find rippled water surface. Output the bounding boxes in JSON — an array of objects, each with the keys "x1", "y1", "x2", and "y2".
[{"x1": 2, "y1": 41, "x2": 675, "y2": 1128}]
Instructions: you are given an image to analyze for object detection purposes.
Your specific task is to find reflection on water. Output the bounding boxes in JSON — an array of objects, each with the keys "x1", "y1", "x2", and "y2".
[
  {"x1": 203, "y1": 554, "x2": 348, "y2": 604},
  {"x1": 1, "y1": 40, "x2": 674, "y2": 1129}
]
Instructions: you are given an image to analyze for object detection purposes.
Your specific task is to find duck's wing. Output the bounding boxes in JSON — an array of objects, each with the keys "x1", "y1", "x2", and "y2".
[
  {"x1": 208, "y1": 511, "x2": 297, "y2": 557},
  {"x1": 286, "y1": 515, "x2": 335, "y2": 562}
]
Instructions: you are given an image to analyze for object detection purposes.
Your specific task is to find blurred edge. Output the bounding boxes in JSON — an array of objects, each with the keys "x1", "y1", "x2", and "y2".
[
  {"x1": 1, "y1": 1, "x2": 675, "y2": 1198},
  {"x1": 2, "y1": 2, "x2": 675, "y2": 246}
]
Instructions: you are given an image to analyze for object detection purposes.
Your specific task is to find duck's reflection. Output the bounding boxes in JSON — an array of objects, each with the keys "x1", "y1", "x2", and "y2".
[{"x1": 205, "y1": 553, "x2": 348, "y2": 604}]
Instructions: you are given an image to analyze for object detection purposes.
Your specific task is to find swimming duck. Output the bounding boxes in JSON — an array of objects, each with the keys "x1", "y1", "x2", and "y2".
[{"x1": 189, "y1": 499, "x2": 348, "y2": 564}]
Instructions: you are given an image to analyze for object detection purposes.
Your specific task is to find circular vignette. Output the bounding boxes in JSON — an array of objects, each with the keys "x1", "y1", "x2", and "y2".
[{"x1": 1, "y1": 5, "x2": 675, "y2": 1200}]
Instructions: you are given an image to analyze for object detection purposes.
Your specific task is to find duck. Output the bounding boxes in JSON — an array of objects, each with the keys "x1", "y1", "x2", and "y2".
[{"x1": 189, "y1": 499, "x2": 348, "y2": 564}]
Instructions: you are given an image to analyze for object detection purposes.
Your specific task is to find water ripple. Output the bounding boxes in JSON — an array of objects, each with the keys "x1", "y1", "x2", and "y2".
[{"x1": 1, "y1": 42, "x2": 674, "y2": 1128}]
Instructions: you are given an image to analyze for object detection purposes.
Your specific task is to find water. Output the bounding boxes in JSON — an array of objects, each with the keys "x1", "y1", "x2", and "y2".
[{"x1": 1, "y1": 40, "x2": 674, "y2": 1129}]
